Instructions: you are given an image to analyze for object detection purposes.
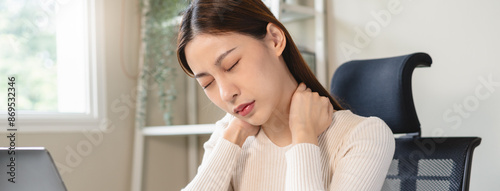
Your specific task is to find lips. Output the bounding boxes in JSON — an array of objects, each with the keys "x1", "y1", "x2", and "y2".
[{"x1": 234, "y1": 100, "x2": 255, "y2": 117}]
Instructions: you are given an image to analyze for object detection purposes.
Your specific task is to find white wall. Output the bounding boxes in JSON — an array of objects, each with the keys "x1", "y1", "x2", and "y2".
[{"x1": 327, "y1": 0, "x2": 500, "y2": 190}]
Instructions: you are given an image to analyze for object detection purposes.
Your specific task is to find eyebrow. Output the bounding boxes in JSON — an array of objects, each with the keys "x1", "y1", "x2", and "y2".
[{"x1": 194, "y1": 47, "x2": 237, "y2": 79}]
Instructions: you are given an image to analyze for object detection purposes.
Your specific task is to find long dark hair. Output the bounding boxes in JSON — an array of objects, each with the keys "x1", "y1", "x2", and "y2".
[{"x1": 177, "y1": 0, "x2": 343, "y2": 110}]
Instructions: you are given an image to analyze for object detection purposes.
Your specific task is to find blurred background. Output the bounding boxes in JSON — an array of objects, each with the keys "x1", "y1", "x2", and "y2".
[{"x1": 0, "y1": 0, "x2": 499, "y2": 190}]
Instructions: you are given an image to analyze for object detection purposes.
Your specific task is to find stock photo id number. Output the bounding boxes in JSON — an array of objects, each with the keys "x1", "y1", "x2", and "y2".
[{"x1": 6, "y1": 76, "x2": 17, "y2": 184}]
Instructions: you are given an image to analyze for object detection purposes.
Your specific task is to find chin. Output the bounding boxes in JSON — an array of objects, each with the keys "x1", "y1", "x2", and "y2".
[
  {"x1": 245, "y1": 111, "x2": 271, "y2": 126},
  {"x1": 235, "y1": 116, "x2": 258, "y2": 126}
]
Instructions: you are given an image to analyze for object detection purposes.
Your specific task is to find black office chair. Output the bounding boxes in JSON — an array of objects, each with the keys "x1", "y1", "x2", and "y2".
[{"x1": 330, "y1": 53, "x2": 481, "y2": 191}]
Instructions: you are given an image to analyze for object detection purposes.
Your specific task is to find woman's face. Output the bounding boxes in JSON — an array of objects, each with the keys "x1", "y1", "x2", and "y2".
[{"x1": 184, "y1": 28, "x2": 297, "y2": 126}]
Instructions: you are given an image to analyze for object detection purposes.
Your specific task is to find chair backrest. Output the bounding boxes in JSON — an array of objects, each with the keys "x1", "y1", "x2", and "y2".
[
  {"x1": 330, "y1": 53, "x2": 481, "y2": 191},
  {"x1": 384, "y1": 137, "x2": 481, "y2": 191},
  {"x1": 330, "y1": 53, "x2": 432, "y2": 134}
]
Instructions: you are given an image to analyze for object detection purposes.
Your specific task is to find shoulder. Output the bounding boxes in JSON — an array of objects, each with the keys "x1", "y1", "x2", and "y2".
[
  {"x1": 321, "y1": 111, "x2": 395, "y2": 191},
  {"x1": 326, "y1": 109, "x2": 393, "y2": 137},
  {"x1": 319, "y1": 110, "x2": 395, "y2": 152},
  {"x1": 319, "y1": 110, "x2": 366, "y2": 140},
  {"x1": 348, "y1": 116, "x2": 395, "y2": 147}
]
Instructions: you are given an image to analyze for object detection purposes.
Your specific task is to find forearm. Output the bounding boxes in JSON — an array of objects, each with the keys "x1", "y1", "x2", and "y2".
[
  {"x1": 285, "y1": 143, "x2": 325, "y2": 191},
  {"x1": 182, "y1": 138, "x2": 241, "y2": 191}
]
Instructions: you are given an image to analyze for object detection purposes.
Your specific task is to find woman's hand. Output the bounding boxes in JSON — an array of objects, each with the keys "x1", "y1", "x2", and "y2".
[
  {"x1": 223, "y1": 117, "x2": 261, "y2": 148},
  {"x1": 289, "y1": 83, "x2": 334, "y2": 145}
]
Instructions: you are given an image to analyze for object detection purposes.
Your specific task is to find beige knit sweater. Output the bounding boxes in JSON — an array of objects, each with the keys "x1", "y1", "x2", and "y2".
[{"x1": 182, "y1": 110, "x2": 395, "y2": 191}]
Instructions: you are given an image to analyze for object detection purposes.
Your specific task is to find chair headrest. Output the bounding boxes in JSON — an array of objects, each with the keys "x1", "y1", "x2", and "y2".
[{"x1": 330, "y1": 53, "x2": 432, "y2": 134}]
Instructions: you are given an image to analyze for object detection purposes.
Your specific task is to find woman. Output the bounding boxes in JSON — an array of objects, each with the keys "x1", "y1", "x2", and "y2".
[{"x1": 177, "y1": 0, "x2": 395, "y2": 190}]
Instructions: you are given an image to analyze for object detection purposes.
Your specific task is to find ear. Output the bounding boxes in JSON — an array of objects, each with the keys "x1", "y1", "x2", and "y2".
[{"x1": 264, "y1": 23, "x2": 286, "y2": 57}]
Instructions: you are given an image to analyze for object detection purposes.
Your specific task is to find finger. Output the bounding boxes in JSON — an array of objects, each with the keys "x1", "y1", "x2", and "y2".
[
  {"x1": 327, "y1": 101, "x2": 333, "y2": 115},
  {"x1": 325, "y1": 100, "x2": 333, "y2": 119},
  {"x1": 320, "y1": 96, "x2": 330, "y2": 111},
  {"x1": 299, "y1": 82, "x2": 306, "y2": 88},
  {"x1": 301, "y1": 83, "x2": 309, "y2": 91},
  {"x1": 296, "y1": 83, "x2": 306, "y2": 92},
  {"x1": 320, "y1": 96, "x2": 329, "y2": 104}
]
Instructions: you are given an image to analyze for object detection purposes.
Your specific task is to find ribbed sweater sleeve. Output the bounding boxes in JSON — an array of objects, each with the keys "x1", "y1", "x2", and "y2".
[
  {"x1": 285, "y1": 143, "x2": 324, "y2": 191},
  {"x1": 329, "y1": 117, "x2": 395, "y2": 191},
  {"x1": 181, "y1": 114, "x2": 240, "y2": 191},
  {"x1": 285, "y1": 116, "x2": 394, "y2": 191}
]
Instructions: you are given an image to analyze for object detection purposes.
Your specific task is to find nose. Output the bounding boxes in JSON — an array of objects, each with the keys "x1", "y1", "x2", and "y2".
[{"x1": 218, "y1": 78, "x2": 239, "y2": 103}]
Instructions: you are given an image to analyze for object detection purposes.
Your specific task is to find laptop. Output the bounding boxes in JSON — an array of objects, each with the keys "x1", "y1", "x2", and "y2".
[{"x1": 0, "y1": 147, "x2": 67, "y2": 191}]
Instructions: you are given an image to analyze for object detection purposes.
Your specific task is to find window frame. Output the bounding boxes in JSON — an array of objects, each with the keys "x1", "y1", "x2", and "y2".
[{"x1": 1, "y1": 0, "x2": 106, "y2": 132}]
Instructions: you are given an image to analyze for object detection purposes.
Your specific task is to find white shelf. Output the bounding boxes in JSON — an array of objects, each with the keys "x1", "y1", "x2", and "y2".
[{"x1": 142, "y1": 124, "x2": 215, "y2": 136}]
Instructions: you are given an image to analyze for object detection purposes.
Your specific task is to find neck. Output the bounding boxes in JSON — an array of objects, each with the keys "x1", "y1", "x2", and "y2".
[
  {"x1": 261, "y1": 57, "x2": 297, "y2": 147},
  {"x1": 261, "y1": 102, "x2": 293, "y2": 147}
]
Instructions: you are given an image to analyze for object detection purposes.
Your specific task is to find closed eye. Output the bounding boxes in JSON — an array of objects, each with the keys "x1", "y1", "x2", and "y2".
[
  {"x1": 203, "y1": 60, "x2": 239, "y2": 89},
  {"x1": 203, "y1": 80, "x2": 214, "y2": 89},
  {"x1": 227, "y1": 60, "x2": 240, "y2": 71}
]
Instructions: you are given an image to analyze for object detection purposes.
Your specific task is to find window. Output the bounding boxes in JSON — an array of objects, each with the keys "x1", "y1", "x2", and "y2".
[{"x1": 0, "y1": 0, "x2": 105, "y2": 131}]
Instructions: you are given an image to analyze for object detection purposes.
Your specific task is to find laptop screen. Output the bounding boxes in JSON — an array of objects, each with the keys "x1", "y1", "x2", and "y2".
[{"x1": 0, "y1": 147, "x2": 67, "y2": 191}]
